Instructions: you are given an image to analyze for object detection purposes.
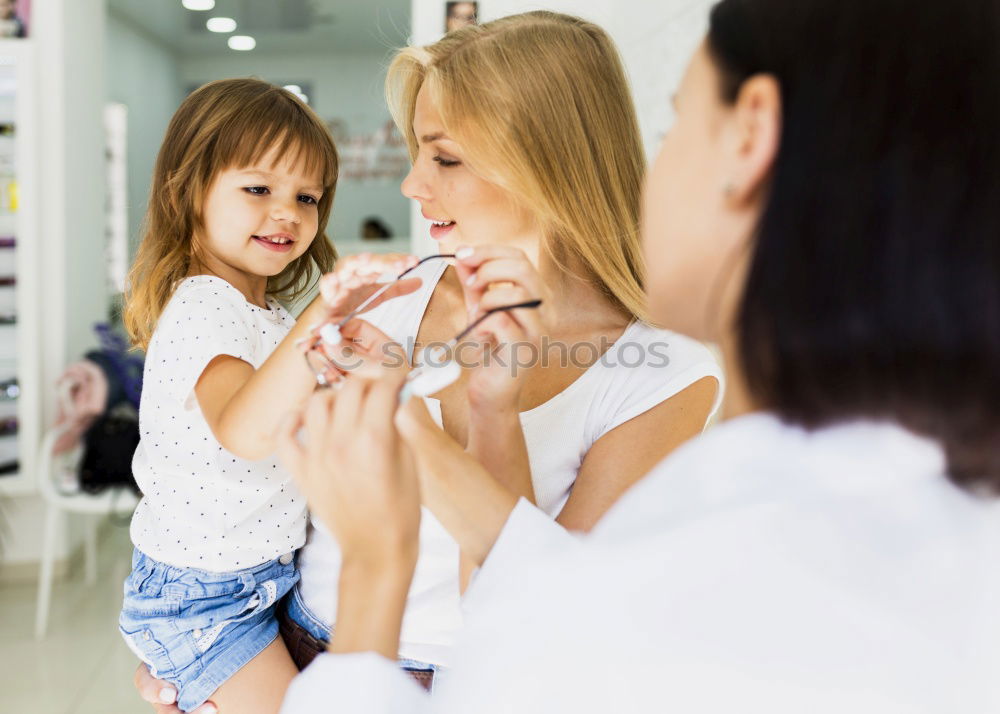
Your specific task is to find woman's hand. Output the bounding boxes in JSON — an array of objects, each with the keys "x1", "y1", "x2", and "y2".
[
  {"x1": 276, "y1": 364, "x2": 421, "y2": 659},
  {"x1": 452, "y1": 245, "x2": 548, "y2": 411},
  {"x1": 133, "y1": 664, "x2": 218, "y2": 714},
  {"x1": 276, "y1": 364, "x2": 421, "y2": 570}
]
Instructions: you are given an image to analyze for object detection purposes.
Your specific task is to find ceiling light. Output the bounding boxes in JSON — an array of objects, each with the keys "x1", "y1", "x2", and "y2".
[
  {"x1": 206, "y1": 17, "x2": 236, "y2": 33},
  {"x1": 182, "y1": 0, "x2": 215, "y2": 11},
  {"x1": 228, "y1": 35, "x2": 256, "y2": 51}
]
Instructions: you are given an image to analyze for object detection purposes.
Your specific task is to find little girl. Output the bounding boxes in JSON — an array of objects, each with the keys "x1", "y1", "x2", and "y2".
[{"x1": 119, "y1": 78, "x2": 342, "y2": 714}]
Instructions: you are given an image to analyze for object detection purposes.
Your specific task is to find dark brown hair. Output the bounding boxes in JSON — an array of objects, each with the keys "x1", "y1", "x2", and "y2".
[{"x1": 708, "y1": 0, "x2": 1000, "y2": 490}]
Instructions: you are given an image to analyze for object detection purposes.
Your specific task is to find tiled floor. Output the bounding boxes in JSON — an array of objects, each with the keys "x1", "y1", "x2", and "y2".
[{"x1": 0, "y1": 520, "x2": 150, "y2": 713}]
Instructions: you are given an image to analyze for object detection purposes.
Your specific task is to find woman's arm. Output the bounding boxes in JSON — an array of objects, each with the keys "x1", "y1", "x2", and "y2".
[
  {"x1": 555, "y1": 376, "x2": 718, "y2": 531},
  {"x1": 276, "y1": 372, "x2": 422, "y2": 658},
  {"x1": 395, "y1": 398, "x2": 521, "y2": 565}
]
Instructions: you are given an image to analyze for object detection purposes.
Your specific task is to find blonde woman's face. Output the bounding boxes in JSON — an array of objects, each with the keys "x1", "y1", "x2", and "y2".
[{"x1": 402, "y1": 85, "x2": 537, "y2": 254}]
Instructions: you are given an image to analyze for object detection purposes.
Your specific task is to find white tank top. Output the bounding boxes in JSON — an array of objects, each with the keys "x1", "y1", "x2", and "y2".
[{"x1": 297, "y1": 259, "x2": 724, "y2": 665}]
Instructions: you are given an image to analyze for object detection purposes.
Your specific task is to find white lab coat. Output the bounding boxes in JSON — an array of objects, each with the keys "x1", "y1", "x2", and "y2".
[{"x1": 282, "y1": 413, "x2": 1000, "y2": 713}]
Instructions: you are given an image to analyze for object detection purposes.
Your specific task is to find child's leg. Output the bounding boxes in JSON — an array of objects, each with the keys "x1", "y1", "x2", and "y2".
[{"x1": 206, "y1": 637, "x2": 299, "y2": 714}]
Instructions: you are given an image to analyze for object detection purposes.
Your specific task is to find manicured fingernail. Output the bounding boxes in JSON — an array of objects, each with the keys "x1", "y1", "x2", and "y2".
[
  {"x1": 465, "y1": 273, "x2": 477, "y2": 287},
  {"x1": 320, "y1": 324, "x2": 342, "y2": 345},
  {"x1": 200, "y1": 704, "x2": 218, "y2": 714},
  {"x1": 455, "y1": 246, "x2": 474, "y2": 260},
  {"x1": 158, "y1": 687, "x2": 177, "y2": 704}
]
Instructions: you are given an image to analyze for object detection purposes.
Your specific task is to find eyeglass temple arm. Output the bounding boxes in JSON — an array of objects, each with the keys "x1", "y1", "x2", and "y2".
[
  {"x1": 335, "y1": 253, "x2": 458, "y2": 329},
  {"x1": 452, "y1": 299, "x2": 543, "y2": 343}
]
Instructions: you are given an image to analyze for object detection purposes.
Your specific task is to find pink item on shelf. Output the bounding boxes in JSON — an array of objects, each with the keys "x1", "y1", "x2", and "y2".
[{"x1": 52, "y1": 361, "x2": 108, "y2": 454}]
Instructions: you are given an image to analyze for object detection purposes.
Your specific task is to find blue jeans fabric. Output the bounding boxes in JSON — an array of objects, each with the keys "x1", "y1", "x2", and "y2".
[
  {"x1": 119, "y1": 549, "x2": 299, "y2": 712},
  {"x1": 284, "y1": 584, "x2": 437, "y2": 675}
]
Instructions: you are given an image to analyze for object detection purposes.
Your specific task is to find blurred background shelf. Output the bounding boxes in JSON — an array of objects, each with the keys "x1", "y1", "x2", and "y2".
[{"x1": 0, "y1": 37, "x2": 39, "y2": 499}]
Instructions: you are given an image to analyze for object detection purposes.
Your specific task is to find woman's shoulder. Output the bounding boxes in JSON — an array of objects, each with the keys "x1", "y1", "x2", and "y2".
[
  {"x1": 572, "y1": 321, "x2": 723, "y2": 439},
  {"x1": 597, "y1": 321, "x2": 722, "y2": 393}
]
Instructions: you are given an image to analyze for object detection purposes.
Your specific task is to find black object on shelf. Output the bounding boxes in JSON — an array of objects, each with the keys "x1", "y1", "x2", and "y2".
[
  {"x1": 0, "y1": 237, "x2": 14, "y2": 248},
  {"x1": 0, "y1": 459, "x2": 18, "y2": 476},
  {"x1": 0, "y1": 276, "x2": 15, "y2": 287},
  {"x1": 0, "y1": 314, "x2": 15, "y2": 325},
  {"x1": 0, "y1": 416, "x2": 17, "y2": 437}
]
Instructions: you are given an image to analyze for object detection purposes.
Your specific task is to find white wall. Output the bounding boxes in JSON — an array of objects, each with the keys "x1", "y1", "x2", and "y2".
[
  {"x1": 477, "y1": 0, "x2": 711, "y2": 159},
  {"x1": 178, "y1": 51, "x2": 410, "y2": 251},
  {"x1": 106, "y1": 11, "x2": 183, "y2": 257}
]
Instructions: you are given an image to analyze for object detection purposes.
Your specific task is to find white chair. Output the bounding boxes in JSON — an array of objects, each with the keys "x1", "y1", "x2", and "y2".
[{"x1": 34, "y1": 385, "x2": 139, "y2": 639}]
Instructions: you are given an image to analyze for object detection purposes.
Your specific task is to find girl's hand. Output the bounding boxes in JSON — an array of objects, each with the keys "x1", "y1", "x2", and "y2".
[
  {"x1": 276, "y1": 364, "x2": 421, "y2": 568},
  {"x1": 452, "y1": 245, "x2": 548, "y2": 411},
  {"x1": 317, "y1": 252, "x2": 420, "y2": 315},
  {"x1": 301, "y1": 254, "x2": 421, "y2": 382},
  {"x1": 133, "y1": 664, "x2": 218, "y2": 714}
]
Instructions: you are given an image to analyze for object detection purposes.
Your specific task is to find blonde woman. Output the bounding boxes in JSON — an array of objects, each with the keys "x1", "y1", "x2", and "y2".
[{"x1": 137, "y1": 12, "x2": 720, "y2": 711}]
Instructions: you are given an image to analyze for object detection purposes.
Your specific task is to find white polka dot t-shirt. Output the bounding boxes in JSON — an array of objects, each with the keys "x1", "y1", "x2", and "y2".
[{"x1": 130, "y1": 275, "x2": 306, "y2": 572}]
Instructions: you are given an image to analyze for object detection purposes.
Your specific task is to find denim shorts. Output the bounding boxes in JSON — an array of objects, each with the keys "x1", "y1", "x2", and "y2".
[
  {"x1": 284, "y1": 584, "x2": 438, "y2": 678},
  {"x1": 119, "y1": 549, "x2": 300, "y2": 712}
]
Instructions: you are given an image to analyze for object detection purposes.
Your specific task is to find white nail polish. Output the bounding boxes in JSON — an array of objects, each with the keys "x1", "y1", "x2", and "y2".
[
  {"x1": 320, "y1": 324, "x2": 342, "y2": 345},
  {"x1": 158, "y1": 687, "x2": 177, "y2": 704},
  {"x1": 455, "y1": 247, "x2": 474, "y2": 259},
  {"x1": 465, "y1": 273, "x2": 477, "y2": 287}
]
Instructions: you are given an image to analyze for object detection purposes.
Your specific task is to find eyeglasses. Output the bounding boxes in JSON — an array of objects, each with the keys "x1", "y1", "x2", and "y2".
[
  {"x1": 316, "y1": 254, "x2": 456, "y2": 347},
  {"x1": 400, "y1": 297, "x2": 541, "y2": 401},
  {"x1": 302, "y1": 254, "x2": 542, "y2": 395},
  {"x1": 303, "y1": 254, "x2": 453, "y2": 386}
]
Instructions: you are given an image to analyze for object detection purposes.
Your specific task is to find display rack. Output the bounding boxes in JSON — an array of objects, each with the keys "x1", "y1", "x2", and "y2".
[{"x1": 0, "y1": 38, "x2": 40, "y2": 496}]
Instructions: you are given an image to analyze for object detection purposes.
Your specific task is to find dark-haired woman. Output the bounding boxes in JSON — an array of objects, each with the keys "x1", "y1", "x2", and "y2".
[{"x1": 150, "y1": 0, "x2": 1000, "y2": 710}]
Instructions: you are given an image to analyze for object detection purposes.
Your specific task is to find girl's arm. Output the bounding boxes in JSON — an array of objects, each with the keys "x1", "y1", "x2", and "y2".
[
  {"x1": 198, "y1": 271, "x2": 421, "y2": 462},
  {"x1": 196, "y1": 294, "x2": 331, "y2": 461}
]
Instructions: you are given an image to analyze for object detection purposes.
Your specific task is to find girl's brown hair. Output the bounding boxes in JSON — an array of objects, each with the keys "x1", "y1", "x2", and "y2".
[
  {"x1": 386, "y1": 11, "x2": 648, "y2": 321},
  {"x1": 124, "y1": 78, "x2": 339, "y2": 350}
]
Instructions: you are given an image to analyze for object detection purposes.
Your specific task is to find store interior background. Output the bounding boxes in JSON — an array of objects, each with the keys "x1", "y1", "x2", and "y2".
[{"x1": 0, "y1": 1, "x2": 708, "y2": 711}]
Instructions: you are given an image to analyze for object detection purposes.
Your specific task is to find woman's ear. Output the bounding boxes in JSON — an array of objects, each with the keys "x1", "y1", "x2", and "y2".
[{"x1": 724, "y1": 74, "x2": 782, "y2": 205}]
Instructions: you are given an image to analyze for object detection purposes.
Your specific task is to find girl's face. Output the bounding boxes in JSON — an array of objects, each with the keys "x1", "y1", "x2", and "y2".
[
  {"x1": 642, "y1": 42, "x2": 777, "y2": 342},
  {"x1": 401, "y1": 84, "x2": 537, "y2": 255},
  {"x1": 197, "y1": 144, "x2": 323, "y2": 281}
]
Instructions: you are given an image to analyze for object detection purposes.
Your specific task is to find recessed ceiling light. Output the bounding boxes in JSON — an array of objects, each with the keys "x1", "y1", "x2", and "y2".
[
  {"x1": 182, "y1": 0, "x2": 215, "y2": 11},
  {"x1": 206, "y1": 17, "x2": 236, "y2": 33},
  {"x1": 228, "y1": 35, "x2": 256, "y2": 51}
]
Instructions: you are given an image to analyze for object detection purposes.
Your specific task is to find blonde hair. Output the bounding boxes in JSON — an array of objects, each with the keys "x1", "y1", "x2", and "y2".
[
  {"x1": 386, "y1": 11, "x2": 647, "y2": 321},
  {"x1": 123, "y1": 78, "x2": 339, "y2": 351}
]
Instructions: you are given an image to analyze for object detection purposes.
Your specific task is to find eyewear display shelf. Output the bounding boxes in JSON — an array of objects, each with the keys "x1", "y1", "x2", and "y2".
[{"x1": 0, "y1": 38, "x2": 40, "y2": 497}]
